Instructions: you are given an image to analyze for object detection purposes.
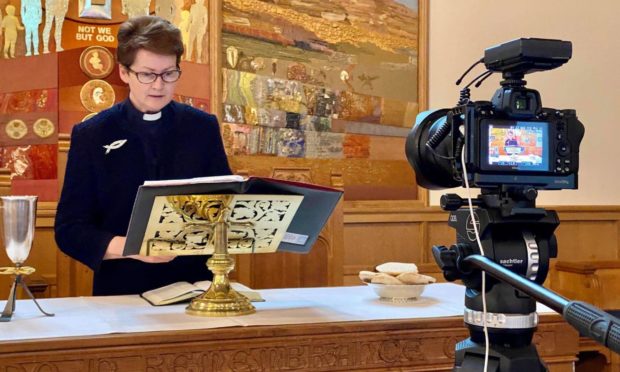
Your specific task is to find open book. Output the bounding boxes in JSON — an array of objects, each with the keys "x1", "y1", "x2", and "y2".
[
  {"x1": 123, "y1": 175, "x2": 343, "y2": 257},
  {"x1": 141, "y1": 281, "x2": 264, "y2": 306}
]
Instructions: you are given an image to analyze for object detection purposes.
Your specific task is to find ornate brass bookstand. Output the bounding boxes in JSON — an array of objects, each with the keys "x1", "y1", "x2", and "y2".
[
  {"x1": 169, "y1": 195, "x2": 255, "y2": 317},
  {"x1": 0, "y1": 196, "x2": 54, "y2": 322}
]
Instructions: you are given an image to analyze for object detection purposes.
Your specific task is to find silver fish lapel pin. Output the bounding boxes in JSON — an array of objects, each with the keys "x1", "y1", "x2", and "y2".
[{"x1": 103, "y1": 139, "x2": 128, "y2": 154}]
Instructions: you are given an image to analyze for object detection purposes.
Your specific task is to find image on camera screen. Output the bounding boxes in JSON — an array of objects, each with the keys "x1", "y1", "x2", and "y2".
[{"x1": 487, "y1": 122, "x2": 548, "y2": 171}]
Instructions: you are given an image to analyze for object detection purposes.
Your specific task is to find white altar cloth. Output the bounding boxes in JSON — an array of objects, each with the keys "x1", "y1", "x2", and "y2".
[{"x1": 0, "y1": 283, "x2": 554, "y2": 342}]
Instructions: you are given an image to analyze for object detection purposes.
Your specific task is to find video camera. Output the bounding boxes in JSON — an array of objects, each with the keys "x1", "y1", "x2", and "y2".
[
  {"x1": 406, "y1": 38, "x2": 585, "y2": 192},
  {"x1": 404, "y1": 38, "x2": 593, "y2": 370}
]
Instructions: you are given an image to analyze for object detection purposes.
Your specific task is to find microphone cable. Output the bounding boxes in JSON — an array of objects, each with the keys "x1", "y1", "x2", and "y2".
[{"x1": 460, "y1": 147, "x2": 490, "y2": 372}]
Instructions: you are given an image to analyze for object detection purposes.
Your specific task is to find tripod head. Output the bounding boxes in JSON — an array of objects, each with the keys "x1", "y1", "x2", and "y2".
[{"x1": 435, "y1": 188, "x2": 558, "y2": 290}]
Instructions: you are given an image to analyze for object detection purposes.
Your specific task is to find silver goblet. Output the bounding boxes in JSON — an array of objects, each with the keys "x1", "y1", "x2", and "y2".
[{"x1": 0, "y1": 196, "x2": 54, "y2": 321}]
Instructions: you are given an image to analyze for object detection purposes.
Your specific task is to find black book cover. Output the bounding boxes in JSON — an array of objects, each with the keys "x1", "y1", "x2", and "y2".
[{"x1": 123, "y1": 176, "x2": 342, "y2": 256}]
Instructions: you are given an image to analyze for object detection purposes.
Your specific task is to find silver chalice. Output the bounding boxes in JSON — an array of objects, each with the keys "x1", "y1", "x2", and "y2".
[{"x1": 0, "y1": 196, "x2": 53, "y2": 321}]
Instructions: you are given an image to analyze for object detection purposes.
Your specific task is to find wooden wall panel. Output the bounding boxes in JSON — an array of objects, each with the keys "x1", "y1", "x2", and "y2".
[
  {"x1": 551, "y1": 261, "x2": 620, "y2": 309},
  {"x1": 344, "y1": 201, "x2": 439, "y2": 284},
  {"x1": 242, "y1": 197, "x2": 344, "y2": 289},
  {"x1": 343, "y1": 222, "x2": 422, "y2": 286},
  {"x1": 555, "y1": 221, "x2": 619, "y2": 261},
  {"x1": 425, "y1": 221, "x2": 455, "y2": 261},
  {"x1": 343, "y1": 204, "x2": 620, "y2": 288}
]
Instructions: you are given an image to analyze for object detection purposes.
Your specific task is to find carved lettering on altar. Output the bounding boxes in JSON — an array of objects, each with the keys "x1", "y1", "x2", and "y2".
[
  {"x1": 359, "y1": 340, "x2": 383, "y2": 365},
  {"x1": 402, "y1": 339, "x2": 424, "y2": 361},
  {"x1": 443, "y1": 335, "x2": 458, "y2": 359},
  {"x1": 1, "y1": 361, "x2": 80, "y2": 371},
  {"x1": 145, "y1": 353, "x2": 202, "y2": 371},
  {"x1": 93, "y1": 359, "x2": 119, "y2": 372},
  {"x1": 229, "y1": 350, "x2": 251, "y2": 370},
  {"x1": 0, "y1": 325, "x2": 577, "y2": 371},
  {"x1": 285, "y1": 346, "x2": 308, "y2": 369},
  {"x1": 378, "y1": 340, "x2": 401, "y2": 363},
  {"x1": 310, "y1": 343, "x2": 355, "y2": 368},
  {"x1": 377, "y1": 339, "x2": 425, "y2": 364}
]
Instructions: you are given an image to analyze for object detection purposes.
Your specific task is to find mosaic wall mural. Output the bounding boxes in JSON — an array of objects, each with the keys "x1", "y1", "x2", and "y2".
[
  {"x1": 0, "y1": 0, "x2": 423, "y2": 201},
  {"x1": 221, "y1": 0, "x2": 420, "y2": 159},
  {"x1": 0, "y1": 0, "x2": 214, "y2": 200}
]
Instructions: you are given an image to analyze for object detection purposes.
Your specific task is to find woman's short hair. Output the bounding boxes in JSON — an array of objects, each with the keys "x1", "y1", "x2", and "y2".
[{"x1": 117, "y1": 16, "x2": 184, "y2": 67}]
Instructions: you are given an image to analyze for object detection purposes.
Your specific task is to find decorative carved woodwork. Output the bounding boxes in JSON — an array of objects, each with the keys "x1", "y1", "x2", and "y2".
[{"x1": 0, "y1": 314, "x2": 578, "y2": 371}]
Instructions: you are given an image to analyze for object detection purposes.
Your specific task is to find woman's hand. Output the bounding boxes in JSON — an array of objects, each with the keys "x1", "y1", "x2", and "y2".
[{"x1": 103, "y1": 236, "x2": 175, "y2": 263}]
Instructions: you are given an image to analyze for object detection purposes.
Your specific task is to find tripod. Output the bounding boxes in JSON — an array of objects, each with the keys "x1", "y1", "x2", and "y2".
[
  {"x1": 434, "y1": 188, "x2": 560, "y2": 371},
  {"x1": 434, "y1": 188, "x2": 620, "y2": 371}
]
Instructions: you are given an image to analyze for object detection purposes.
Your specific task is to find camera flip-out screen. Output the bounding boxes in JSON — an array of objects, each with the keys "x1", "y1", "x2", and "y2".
[{"x1": 482, "y1": 120, "x2": 549, "y2": 172}]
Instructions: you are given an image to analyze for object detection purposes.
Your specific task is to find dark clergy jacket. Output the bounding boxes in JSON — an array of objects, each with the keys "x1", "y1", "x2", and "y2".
[{"x1": 54, "y1": 100, "x2": 232, "y2": 295}]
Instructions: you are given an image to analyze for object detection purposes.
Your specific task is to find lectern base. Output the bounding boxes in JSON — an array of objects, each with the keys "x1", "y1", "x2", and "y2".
[
  {"x1": 185, "y1": 252, "x2": 256, "y2": 317},
  {"x1": 175, "y1": 197, "x2": 257, "y2": 317},
  {"x1": 186, "y1": 287, "x2": 256, "y2": 317}
]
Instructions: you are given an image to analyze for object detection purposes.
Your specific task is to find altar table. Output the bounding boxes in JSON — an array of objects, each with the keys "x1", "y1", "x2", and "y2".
[{"x1": 0, "y1": 283, "x2": 579, "y2": 371}]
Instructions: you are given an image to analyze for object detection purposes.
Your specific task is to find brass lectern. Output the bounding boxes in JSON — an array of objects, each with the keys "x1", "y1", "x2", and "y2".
[
  {"x1": 122, "y1": 176, "x2": 343, "y2": 317},
  {"x1": 169, "y1": 195, "x2": 256, "y2": 316}
]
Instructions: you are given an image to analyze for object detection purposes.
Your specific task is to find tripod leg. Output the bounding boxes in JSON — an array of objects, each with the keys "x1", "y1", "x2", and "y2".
[
  {"x1": 454, "y1": 338, "x2": 548, "y2": 372},
  {"x1": 0, "y1": 279, "x2": 18, "y2": 322},
  {"x1": 19, "y1": 281, "x2": 54, "y2": 317}
]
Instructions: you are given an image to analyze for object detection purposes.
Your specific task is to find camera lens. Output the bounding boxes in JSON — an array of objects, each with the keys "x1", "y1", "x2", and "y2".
[{"x1": 406, "y1": 110, "x2": 461, "y2": 190}]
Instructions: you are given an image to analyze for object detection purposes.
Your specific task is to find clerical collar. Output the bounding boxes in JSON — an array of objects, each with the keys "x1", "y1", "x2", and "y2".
[
  {"x1": 143, "y1": 111, "x2": 162, "y2": 121},
  {"x1": 124, "y1": 99, "x2": 170, "y2": 123}
]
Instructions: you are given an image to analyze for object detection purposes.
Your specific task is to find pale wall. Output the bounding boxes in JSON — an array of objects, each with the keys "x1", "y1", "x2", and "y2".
[{"x1": 427, "y1": 0, "x2": 620, "y2": 205}]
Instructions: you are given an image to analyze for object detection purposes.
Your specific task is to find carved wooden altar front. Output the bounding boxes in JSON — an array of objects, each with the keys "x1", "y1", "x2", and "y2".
[{"x1": 0, "y1": 314, "x2": 578, "y2": 371}]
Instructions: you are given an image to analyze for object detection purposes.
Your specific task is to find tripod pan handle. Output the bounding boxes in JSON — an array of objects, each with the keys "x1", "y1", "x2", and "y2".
[{"x1": 564, "y1": 301, "x2": 620, "y2": 354}]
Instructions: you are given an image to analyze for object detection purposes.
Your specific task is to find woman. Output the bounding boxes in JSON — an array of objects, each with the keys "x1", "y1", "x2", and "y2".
[{"x1": 55, "y1": 16, "x2": 231, "y2": 295}]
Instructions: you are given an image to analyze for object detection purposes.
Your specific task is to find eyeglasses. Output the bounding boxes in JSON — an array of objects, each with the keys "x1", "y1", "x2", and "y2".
[{"x1": 124, "y1": 66, "x2": 182, "y2": 83}]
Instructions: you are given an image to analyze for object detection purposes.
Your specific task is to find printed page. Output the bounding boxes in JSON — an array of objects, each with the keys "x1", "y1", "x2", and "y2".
[
  {"x1": 143, "y1": 175, "x2": 245, "y2": 187},
  {"x1": 141, "y1": 281, "x2": 203, "y2": 306}
]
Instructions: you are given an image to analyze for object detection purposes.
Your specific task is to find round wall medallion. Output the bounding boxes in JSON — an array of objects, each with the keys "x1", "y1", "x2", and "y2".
[
  {"x1": 80, "y1": 79, "x2": 115, "y2": 113},
  {"x1": 79, "y1": 46, "x2": 115, "y2": 79},
  {"x1": 33, "y1": 118, "x2": 55, "y2": 138},
  {"x1": 5, "y1": 119, "x2": 28, "y2": 140}
]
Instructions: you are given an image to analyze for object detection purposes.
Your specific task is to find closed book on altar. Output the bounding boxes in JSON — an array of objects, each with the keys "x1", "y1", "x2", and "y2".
[
  {"x1": 123, "y1": 175, "x2": 342, "y2": 257},
  {"x1": 141, "y1": 280, "x2": 264, "y2": 306}
]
